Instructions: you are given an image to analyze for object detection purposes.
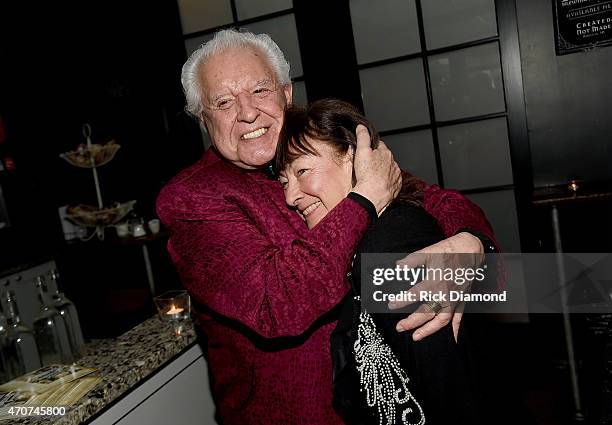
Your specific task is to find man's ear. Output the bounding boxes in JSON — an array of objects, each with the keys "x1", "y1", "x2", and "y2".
[
  {"x1": 199, "y1": 113, "x2": 214, "y2": 150},
  {"x1": 199, "y1": 112, "x2": 210, "y2": 133},
  {"x1": 199, "y1": 120, "x2": 209, "y2": 136},
  {"x1": 283, "y1": 83, "x2": 293, "y2": 106}
]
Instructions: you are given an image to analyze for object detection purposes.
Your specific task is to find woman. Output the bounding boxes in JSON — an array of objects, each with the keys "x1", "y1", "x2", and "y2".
[{"x1": 275, "y1": 99, "x2": 481, "y2": 425}]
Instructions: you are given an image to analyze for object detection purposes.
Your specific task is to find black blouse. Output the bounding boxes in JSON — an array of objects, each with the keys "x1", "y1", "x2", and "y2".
[{"x1": 331, "y1": 202, "x2": 482, "y2": 425}]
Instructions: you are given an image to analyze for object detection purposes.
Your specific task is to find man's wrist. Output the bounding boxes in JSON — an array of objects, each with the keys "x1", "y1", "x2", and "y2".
[
  {"x1": 350, "y1": 185, "x2": 387, "y2": 215},
  {"x1": 452, "y1": 231, "x2": 484, "y2": 254},
  {"x1": 348, "y1": 192, "x2": 377, "y2": 222},
  {"x1": 457, "y1": 229, "x2": 497, "y2": 254},
  {"x1": 458, "y1": 229, "x2": 500, "y2": 292}
]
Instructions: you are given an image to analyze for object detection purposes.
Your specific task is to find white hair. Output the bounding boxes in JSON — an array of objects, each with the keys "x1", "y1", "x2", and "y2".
[{"x1": 181, "y1": 29, "x2": 291, "y2": 117}]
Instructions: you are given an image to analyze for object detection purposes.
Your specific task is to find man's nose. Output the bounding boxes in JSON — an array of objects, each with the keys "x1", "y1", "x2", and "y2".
[{"x1": 236, "y1": 93, "x2": 259, "y2": 123}]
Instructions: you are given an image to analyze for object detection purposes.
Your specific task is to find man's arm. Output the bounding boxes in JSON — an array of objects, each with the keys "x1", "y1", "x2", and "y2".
[
  {"x1": 421, "y1": 183, "x2": 497, "y2": 246},
  {"x1": 393, "y1": 181, "x2": 500, "y2": 341},
  {"x1": 161, "y1": 195, "x2": 370, "y2": 339}
]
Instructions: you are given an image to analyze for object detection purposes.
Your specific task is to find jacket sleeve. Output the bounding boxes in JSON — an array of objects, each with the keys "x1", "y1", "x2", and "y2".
[
  {"x1": 158, "y1": 193, "x2": 370, "y2": 339},
  {"x1": 419, "y1": 181, "x2": 506, "y2": 290},
  {"x1": 420, "y1": 183, "x2": 497, "y2": 248}
]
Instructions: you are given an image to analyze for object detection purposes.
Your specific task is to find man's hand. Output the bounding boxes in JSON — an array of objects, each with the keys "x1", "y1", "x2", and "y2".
[
  {"x1": 351, "y1": 125, "x2": 401, "y2": 215},
  {"x1": 389, "y1": 232, "x2": 484, "y2": 341}
]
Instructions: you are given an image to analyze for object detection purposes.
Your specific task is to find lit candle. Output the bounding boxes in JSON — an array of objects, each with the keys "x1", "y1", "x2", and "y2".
[
  {"x1": 568, "y1": 180, "x2": 579, "y2": 193},
  {"x1": 166, "y1": 304, "x2": 184, "y2": 316}
]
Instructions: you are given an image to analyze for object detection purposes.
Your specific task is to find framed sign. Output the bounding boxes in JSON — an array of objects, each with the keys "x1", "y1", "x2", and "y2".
[{"x1": 553, "y1": 0, "x2": 612, "y2": 55}]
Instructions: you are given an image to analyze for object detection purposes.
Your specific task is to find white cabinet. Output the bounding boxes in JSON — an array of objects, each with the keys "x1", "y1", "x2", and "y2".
[{"x1": 90, "y1": 344, "x2": 217, "y2": 425}]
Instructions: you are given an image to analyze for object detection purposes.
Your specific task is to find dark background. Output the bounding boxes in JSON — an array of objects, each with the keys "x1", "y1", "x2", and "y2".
[
  {"x1": 0, "y1": 1, "x2": 200, "y2": 335},
  {"x1": 517, "y1": 0, "x2": 612, "y2": 187},
  {"x1": 0, "y1": 1, "x2": 201, "y2": 263},
  {"x1": 0, "y1": 1, "x2": 611, "y2": 424}
]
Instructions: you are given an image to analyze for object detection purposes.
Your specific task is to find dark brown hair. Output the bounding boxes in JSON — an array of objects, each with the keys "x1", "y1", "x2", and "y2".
[{"x1": 275, "y1": 98, "x2": 423, "y2": 207}]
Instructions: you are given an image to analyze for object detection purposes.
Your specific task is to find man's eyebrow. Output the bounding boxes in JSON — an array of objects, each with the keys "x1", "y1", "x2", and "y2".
[
  {"x1": 210, "y1": 92, "x2": 231, "y2": 103},
  {"x1": 208, "y1": 79, "x2": 273, "y2": 103},
  {"x1": 255, "y1": 78, "x2": 273, "y2": 87}
]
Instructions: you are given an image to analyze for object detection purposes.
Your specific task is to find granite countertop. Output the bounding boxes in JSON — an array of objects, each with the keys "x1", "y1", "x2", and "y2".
[{"x1": 12, "y1": 315, "x2": 197, "y2": 425}]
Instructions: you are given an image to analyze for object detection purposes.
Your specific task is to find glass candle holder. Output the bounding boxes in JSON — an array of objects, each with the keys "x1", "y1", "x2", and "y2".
[{"x1": 153, "y1": 290, "x2": 191, "y2": 324}]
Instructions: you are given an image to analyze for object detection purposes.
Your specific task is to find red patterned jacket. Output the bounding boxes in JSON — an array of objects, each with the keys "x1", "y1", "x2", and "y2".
[{"x1": 156, "y1": 148, "x2": 495, "y2": 425}]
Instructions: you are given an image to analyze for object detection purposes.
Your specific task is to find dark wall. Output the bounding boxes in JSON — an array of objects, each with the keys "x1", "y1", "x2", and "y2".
[
  {"x1": 516, "y1": 0, "x2": 612, "y2": 187},
  {"x1": 0, "y1": 2, "x2": 203, "y2": 269},
  {"x1": 294, "y1": 0, "x2": 363, "y2": 110}
]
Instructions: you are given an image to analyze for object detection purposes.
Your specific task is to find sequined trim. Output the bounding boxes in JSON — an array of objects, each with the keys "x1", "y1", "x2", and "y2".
[{"x1": 354, "y1": 311, "x2": 426, "y2": 425}]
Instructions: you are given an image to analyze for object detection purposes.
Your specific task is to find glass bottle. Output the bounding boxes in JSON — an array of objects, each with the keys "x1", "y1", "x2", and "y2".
[
  {"x1": 3, "y1": 290, "x2": 41, "y2": 377},
  {"x1": 0, "y1": 306, "x2": 10, "y2": 383},
  {"x1": 49, "y1": 270, "x2": 84, "y2": 358},
  {"x1": 32, "y1": 276, "x2": 73, "y2": 365}
]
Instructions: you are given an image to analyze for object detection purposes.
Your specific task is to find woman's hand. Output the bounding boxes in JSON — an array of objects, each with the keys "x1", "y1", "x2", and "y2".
[{"x1": 351, "y1": 125, "x2": 402, "y2": 215}]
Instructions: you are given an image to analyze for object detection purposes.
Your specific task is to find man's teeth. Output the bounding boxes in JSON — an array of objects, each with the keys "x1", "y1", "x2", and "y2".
[
  {"x1": 242, "y1": 128, "x2": 268, "y2": 140},
  {"x1": 303, "y1": 201, "x2": 321, "y2": 217}
]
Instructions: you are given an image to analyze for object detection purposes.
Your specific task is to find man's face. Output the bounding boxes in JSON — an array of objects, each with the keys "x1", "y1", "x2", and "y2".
[{"x1": 199, "y1": 47, "x2": 293, "y2": 170}]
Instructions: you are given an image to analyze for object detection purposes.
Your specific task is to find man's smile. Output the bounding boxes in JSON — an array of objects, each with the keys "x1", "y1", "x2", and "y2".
[{"x1": 241, "y1": 127, "x2": 269, "y2": 140}]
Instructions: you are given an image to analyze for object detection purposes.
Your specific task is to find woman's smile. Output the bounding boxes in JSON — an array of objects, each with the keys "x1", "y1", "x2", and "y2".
[
  {"x1": 279, "y1": 141, "x2": 354, "y2": 229},
  {"x1": 302, "y1": 200, "x2": 322, "y2": 217}
]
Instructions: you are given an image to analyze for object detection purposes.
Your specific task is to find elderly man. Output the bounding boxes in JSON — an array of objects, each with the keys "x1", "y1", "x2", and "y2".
[{"x1": 157, "y1": 29, "x2": 496, "y2": 424}]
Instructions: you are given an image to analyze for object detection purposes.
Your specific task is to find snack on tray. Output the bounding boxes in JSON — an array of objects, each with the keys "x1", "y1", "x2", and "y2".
[
  {"x1": 66, "y1": 200, "x2": 136, "y2": 227},
  {"x1": 60, "y1": 140, "x2": 120, "y2": 168}
]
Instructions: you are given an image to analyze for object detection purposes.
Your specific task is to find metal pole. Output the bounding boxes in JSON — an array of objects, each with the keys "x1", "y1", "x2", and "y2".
[
  {"x1": 142, "y1": 244, "x2": 156, "y2": 297},
  {"x1": 83, "y1": 124, "x2": 104, "y2": 209},
  {"x1": 91, "y1": 166, "x2": 104, "y2": 209},
  {"x1": 551, "y1": 205, "x2": 584, "y2": 422}
]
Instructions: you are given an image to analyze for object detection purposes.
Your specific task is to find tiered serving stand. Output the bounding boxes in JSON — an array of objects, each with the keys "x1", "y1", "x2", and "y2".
[{"x1": 60, "y1": 124, "x2": 135, "y2": 240}]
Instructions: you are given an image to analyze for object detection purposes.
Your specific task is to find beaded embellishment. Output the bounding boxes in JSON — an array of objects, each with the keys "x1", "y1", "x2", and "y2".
[{"x1": 354, "y1": 311, "x2": 426, "y2": 425}]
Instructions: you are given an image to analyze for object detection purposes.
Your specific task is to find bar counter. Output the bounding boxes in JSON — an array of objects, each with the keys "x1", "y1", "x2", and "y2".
[{"x1": 11, "y1": 315, "x2": 208, "y2": 424}]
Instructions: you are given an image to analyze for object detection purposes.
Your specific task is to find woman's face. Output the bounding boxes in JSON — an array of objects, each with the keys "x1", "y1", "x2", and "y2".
[{"x1": 279, "y1": 138, "x2": 353, "y2": 229}]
